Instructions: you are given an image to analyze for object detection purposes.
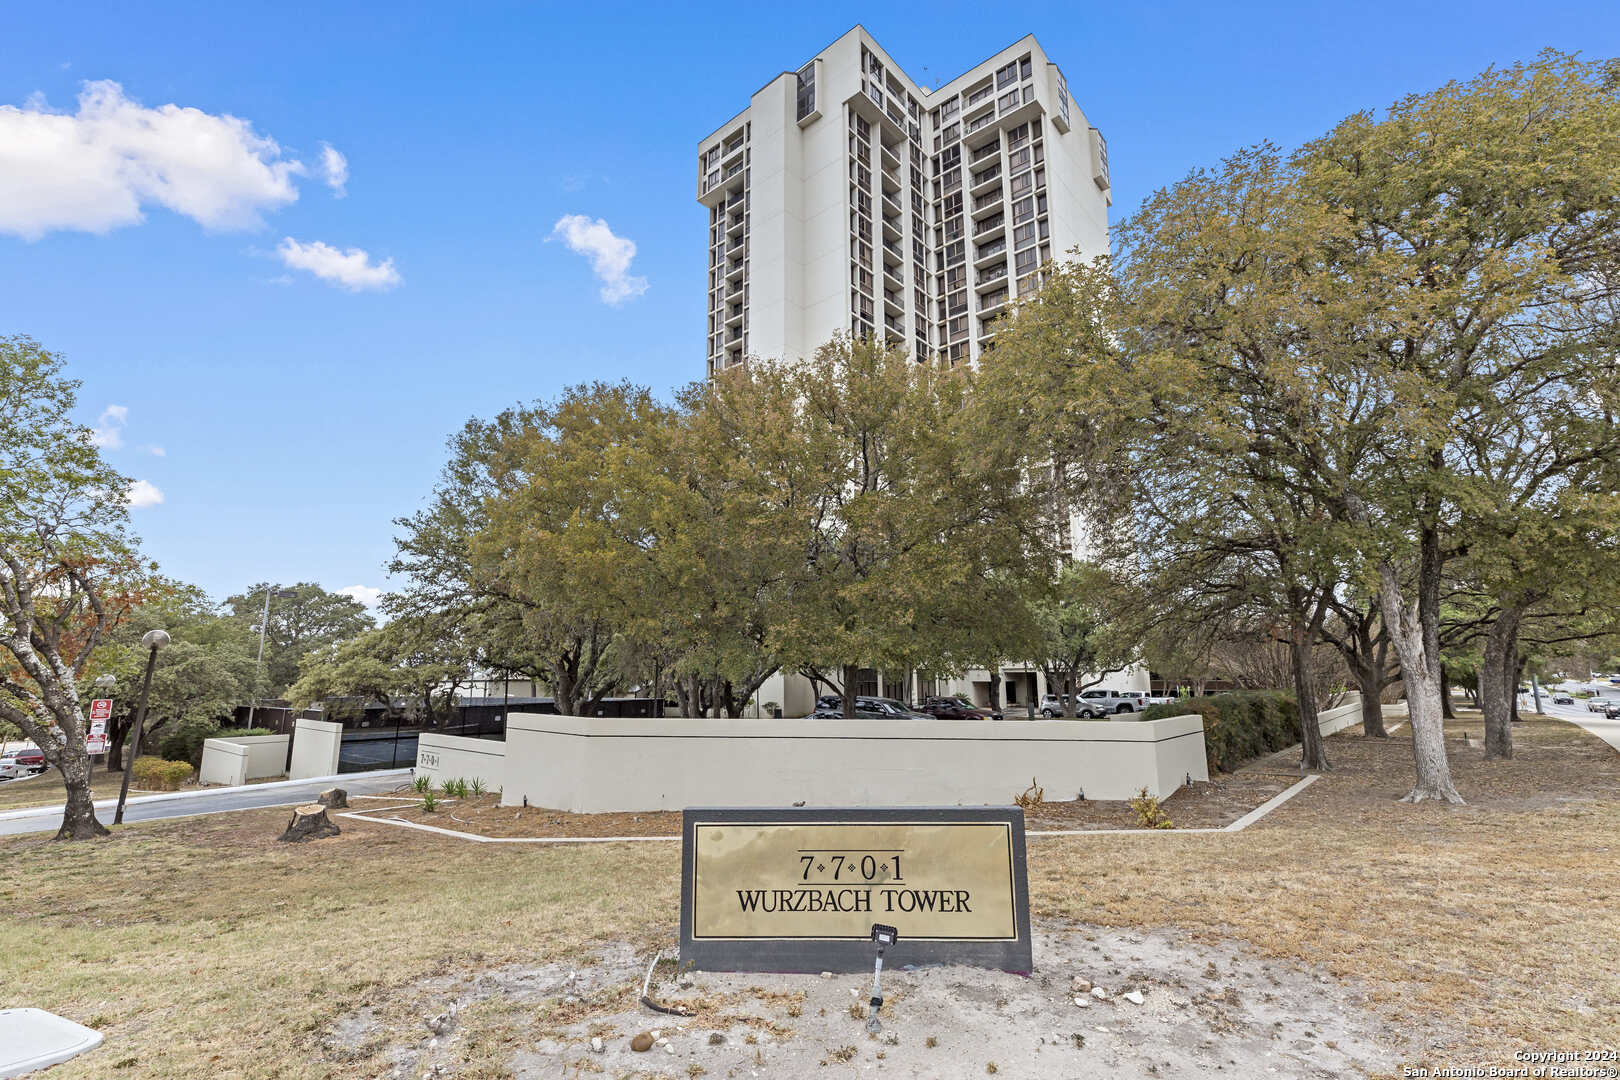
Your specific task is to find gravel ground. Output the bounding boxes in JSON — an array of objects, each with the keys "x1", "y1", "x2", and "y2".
[{"x1": 365, "y1": 920, "x2": 1421, "y2": 1079}]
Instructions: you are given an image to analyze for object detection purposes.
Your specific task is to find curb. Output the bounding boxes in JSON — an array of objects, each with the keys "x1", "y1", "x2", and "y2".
[{"x1": 0, "y1": 768, "x2": 413, "y2": 822}]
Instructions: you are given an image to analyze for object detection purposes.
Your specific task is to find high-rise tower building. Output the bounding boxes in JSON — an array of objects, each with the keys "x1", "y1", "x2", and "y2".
[{"x1": 697, "y1": 26, "x2": 1111, "y2": 376}]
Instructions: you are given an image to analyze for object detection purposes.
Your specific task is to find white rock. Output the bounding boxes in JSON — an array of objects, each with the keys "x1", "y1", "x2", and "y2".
[
  {"x1": 428, "y1": 1037, "x2": 438, "y2": 1049},
  {"x1": 821, "y1": 971, "x2": 834, "y2": 979},
  {"x1": 1072, "y1": 996, "x2": 1092, "y2": 1008},
  {"x1": 1090, "y1": 987, "x2": 1110, "y2": 1001},
  {"x1": 657, "y1": 1038, "x2": 669, "y2": 1046},
  {"x1": 590, "y1": 1036, "x2": 605, "y2": 1054},
  {"x1": 651, "y1": 1029, "x2": 662, "y2": 1039},
  {"x1": 665, "y1": 1044, "x2": 676, "y2": 1055},
  {"x1": 1123, "y1": 991, "x2": 1145, "y2": 1005}
]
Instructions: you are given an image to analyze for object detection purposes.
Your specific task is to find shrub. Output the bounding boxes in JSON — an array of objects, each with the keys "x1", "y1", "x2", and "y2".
[
  {"x1": 421, "y1": 790, "x2": 438, "y2": 813},
  {"x1": 1141, "y1": 690, "x2": 1300, "y2": 774},
  {"x1": 1129, "y1": 787, "x2": 1174, "y2": 829},
  {"x1": 130, "y1": 755, "x2": 194, "y2": 791},
  {"x1": 412, "y1": 774, "x2": 431, "y2": 793},
  {"x1": 158, "y1": 720, "x2": 277, "y2": 769}
]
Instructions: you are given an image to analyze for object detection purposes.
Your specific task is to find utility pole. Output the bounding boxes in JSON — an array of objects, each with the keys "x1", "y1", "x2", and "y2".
[{"x1": 246, "y1": 586, "x2": 297, "y2": 731}]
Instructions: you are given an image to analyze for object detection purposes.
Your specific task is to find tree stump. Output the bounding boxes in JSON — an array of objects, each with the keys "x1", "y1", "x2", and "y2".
[
  {"x1": 278, "y1": 803, "x2": 340, "y2": 843},
  {"x1": 317, "y1": 787, "x2": 348, "y2": 809}
]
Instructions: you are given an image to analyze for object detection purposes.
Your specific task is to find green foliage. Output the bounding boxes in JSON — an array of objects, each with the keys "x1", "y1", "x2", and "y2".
[
  {"x1": 440, "y1": 777, "x2": 469, "y2": 799},
  {"x1": 468, "y1": 777, "x2": 486, "y2": 798},
  {"x1": 130, "y1": 755, "x2": 194, "y2": 791},
  {"x1": 223, "y1": 582, "x2": 374, "y2": 697},
  {"x1": 288, "y1": 614, "x2": 472, "y2": 721},
  {"x1": 420, "y1": 789, "x2": 438, "y2": 813},
  {"x1": 412, "y1": 774, "x2": 432, "y2": 794},
  {"x1": 157, "y1": 722, "x2": 274, "y2": 768},
  {"x1": 1141, "y1": 691, "x2": 1299, "y2": 774}
]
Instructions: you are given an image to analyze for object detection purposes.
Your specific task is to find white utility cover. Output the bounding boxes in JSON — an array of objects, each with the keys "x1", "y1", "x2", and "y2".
[{"x1": 0, "y1": 1008, "x2": 104, "y2": 1078}]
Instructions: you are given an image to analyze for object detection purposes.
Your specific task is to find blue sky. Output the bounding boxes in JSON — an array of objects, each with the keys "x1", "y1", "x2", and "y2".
[{"x1": 3, "y1": 1, "x2": 1616, "y2": 611}]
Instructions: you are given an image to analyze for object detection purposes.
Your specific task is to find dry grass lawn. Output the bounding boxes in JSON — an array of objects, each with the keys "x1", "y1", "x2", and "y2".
[
  {"x1": 0, "y1": 768, "x2": 163, "y2": 813},
  {"x1": 1, "y1": 713, "x2": 1615, "y2": 1078}
]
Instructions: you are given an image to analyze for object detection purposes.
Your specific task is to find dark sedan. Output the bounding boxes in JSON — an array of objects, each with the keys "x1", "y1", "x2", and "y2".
[{"x1": 917, "y1": 696, "x2": 1003, "y2": 721}]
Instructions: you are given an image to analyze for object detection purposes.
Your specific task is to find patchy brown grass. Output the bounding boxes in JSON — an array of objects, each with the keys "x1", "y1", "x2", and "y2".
[
  {"x1": 373, "y1": 794, "x2": 684, "y2": 837},
  {"x1": 0, "y1": 714, "x2": 1615, "y2": 1077}
]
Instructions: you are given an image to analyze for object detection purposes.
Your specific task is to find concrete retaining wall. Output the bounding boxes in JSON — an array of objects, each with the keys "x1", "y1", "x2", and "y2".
[
  {"x1": 1316, "y1": 694, "x2": 1363, "y2": 738},
  {"x1": 499, "y1": 712, "x2": 1209, "y2": 812},
  {"x1": 288, "y1": 718, "x2": 343, "y2": 781},
  {"x1": 198, "y1": 734, "x2": 289, "y2": 787},
  {"x1": 416, "y1": 733, "x2": 507, "y2": 793}
]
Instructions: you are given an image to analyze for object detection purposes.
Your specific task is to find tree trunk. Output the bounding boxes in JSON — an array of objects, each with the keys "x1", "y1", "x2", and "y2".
[
  {"x1": 843, "y1": 664, "x2": 859, "y2": 719},
  {"x1": 1355, "y1": 660, "x2": 1388, "y2": 738},
  {"x1": 106, "y1": 723, "x2": 128, "y2": 773},
  {"x1": 1378, "y1": 564, "x2": 1463, "y2": 803},
  {"x1": 1439, "y1": 666, "x2": 1456, "y2": 719},
  {"x1": 278, "y1": 803, "x2": 340, "y2": 842},
  {"x1": 1479, "y1": 600, "x2": 1527, "y2": 761},
  {"x1": 987, "y1": 670, "x2": 1002, "y2": 713},
  {"x1": 55, "y1": 755, "x2": 109, "y2": 840},
  {"x1": 1290, "y1": 597, "x2": 1329, "y2": 772}
]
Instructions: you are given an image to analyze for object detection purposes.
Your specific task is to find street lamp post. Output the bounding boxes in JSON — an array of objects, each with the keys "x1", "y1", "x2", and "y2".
[
  {"x1": 114, "y1": 629, "x2": 169, "y2": 826},
  {"x1": 246, "y1": 587, "x2": 298, "y2": 732},
  {"x1": 92, "y1": 673, "x2": 115, "y2": 773}
]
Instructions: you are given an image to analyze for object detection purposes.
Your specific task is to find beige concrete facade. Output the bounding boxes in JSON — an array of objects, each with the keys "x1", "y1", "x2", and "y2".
[{"x1": 698, "y1": 26, "x2": 1110, "y2": 376}]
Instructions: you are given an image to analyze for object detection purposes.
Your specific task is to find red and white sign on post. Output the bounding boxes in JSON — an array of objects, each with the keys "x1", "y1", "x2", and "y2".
[{"x1": 86, "y1": 700, "x2": 112, "y2": 754}]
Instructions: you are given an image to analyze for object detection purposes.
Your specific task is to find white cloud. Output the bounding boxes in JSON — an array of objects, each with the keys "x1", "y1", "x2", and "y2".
[
  {"x1": 276, "y1": 236, "x2": 401, "y2": 292},
  {"x1": 550, "y1": 214, "x2": 648, "y2": 305},
  {"x1": 146, "y1": 445, "x2": 165, "y2": 456},
  {"x1": 336, "y1": 585, "x2": 383, "y2": 610},
  {"x1": 0, "y1": 80, "x2": 306, "y2": 240},
  {"x1": 125, "y1": 479, "x2": 164, "y2": 508},
  {"x1": 318, "y1": 142, "x2": 348, "y2": 197},
  {"x1": 91, "y1": 404, "x2": 128, "y2": 448}
]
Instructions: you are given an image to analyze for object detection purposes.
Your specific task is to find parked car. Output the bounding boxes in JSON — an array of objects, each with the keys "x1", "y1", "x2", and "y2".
[
  {"x1": 1041, "y1": 689, "x2": 1149, "y2": 717},
  {"x1": 1039, "y1": 693, "x2": 1100, "y2": 718},
  {"x1": 810, "y1": 695, "x2": 929, "y2": 719},
  {"x1": 0, "y1": 747, "x2": 46, "y2": 779},
  {"x1": 916, "y1": 696, "x2": 1002, "y2": 721},
  {"x1": 1043, "y1": 689, "x2": 1148, "y2": 716}
]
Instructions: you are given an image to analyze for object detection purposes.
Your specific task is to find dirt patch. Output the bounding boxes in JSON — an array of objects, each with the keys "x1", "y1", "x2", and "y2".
[
  {"x1": 1026, "y1": 771, "x2": 1297, "y2": 831},
  {"x1": 357, "y1": 779, "x2": 1296, "y2": 840},
  {"x1": 340, "y1": 922, "x2": 1423, "y2": 1079},
  {"x1": 372, "y1": 794, "x2": 685, "y2": 837}
]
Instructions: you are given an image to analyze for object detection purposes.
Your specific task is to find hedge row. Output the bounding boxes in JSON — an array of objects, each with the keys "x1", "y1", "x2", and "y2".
[
  {"x1": 130, "y1": 755, "x2": 195, "y2": 791},
  {"x1": 1139, "y1": 690, "x2": 1299, "y2": 774},
  {"x1": 157, "y1": 721, "x2": 276, "y2": 768}
]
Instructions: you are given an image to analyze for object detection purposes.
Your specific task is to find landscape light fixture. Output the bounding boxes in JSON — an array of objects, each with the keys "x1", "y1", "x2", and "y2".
[
  {"x1": 114, "y1": 629, "x2": 169, "y2": 825},
  {"x1": 866, "y1": 922, "x2": 899, "y2": 1034}
]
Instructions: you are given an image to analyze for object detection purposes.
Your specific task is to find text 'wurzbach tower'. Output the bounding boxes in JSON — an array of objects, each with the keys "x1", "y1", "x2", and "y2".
[{"x1": 698, "y1": 27, "x2": 1111, "y2": 375}]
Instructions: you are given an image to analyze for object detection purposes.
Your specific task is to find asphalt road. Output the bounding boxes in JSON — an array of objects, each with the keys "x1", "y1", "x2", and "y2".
[{"x1": 0, "y1": 769, "x2": 413, "y2": 837}]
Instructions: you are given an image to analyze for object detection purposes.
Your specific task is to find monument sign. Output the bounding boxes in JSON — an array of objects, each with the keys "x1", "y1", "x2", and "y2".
[{"x1": 680, "y1": 807, "x2": 1031, "y2": 973}]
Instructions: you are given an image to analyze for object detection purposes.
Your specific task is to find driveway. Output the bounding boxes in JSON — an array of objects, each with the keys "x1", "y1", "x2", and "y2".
[{"x1": 0, "y1": 769, "x2": 413, "y2": 837}]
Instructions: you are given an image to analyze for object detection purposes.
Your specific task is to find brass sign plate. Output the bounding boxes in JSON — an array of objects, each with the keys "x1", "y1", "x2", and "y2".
[{"x1": 679, "y1": 807, "x2": 1031, "y2": 973}]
